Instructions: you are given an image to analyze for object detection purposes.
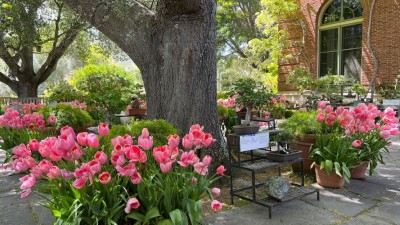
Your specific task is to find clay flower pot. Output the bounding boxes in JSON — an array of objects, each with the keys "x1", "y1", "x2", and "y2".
[
  {"x1": 315, "y1": 165, "x2": 345, "y2": 188},
  {"x1": 350, "y1": 161, "x2": 369, "y2": 180}
]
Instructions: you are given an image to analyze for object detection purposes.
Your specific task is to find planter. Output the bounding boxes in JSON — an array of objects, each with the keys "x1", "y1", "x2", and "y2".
[
  {"x1": 350, "y1": 161, "x2": 369, "y2": 180},
  {"x1": 315, "y1": 165, "x2": 345, "y2": 188},
  {"x1": 125, "y1": 108, "x2": 147, "y2": 116},
  {"x1": 232, "y1": 125, "x2": 260, "y2": 135},
  {"x1": 290, "y1": 134, "x2": 316, "y2": 175},
  {"x1": 265, "y1": 150, "x2": 301, "y2": 162}
]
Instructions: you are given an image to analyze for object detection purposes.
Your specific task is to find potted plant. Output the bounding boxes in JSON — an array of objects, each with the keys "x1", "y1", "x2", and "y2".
[
  {"x1": 313, "y1": 102, "x2": 399, "y2": 181},
  {"x1": 278, "y1": 110, "x2": 321, "y2": 174},
  {"x1": 309, "y1": 133, "x2": 357, "y2": 188},
  {"x1": 125, "y1": 96, "x2": 147, "y2": 116},
  {"x1": 229, "y1": 78, "x2": 273, "y2": 135}
]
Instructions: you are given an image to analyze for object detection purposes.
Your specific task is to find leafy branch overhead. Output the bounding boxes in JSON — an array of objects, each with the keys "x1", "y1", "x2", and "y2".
[{"x1": 0, "y1": 0, "x2": 87, "y2": 97}]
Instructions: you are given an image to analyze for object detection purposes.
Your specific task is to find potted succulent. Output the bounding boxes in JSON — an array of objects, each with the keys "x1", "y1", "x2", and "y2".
[{"x1": 229, "y1": 78, "x2": 273, "y2": 135}]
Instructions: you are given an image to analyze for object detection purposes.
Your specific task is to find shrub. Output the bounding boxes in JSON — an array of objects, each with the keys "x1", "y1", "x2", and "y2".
[
  {"x1": 70, "y1": 64, "x2": 136, "y2": 121},
  {"x1": 44, "y1": 81, "x2": 83, "y2": 103},
  {"x1": 278, "y1": 110, "x2": 320, "y2": 139},
  {"x1": 39, "y1": 104, "x2": 94, "y2": 130},
  {"x1": 129, "y1": 120, "x2": 178, "y2": 147}
]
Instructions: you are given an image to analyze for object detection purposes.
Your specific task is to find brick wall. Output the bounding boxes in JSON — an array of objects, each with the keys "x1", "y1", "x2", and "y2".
[{"x1": 279, "y1": 0, "x2": 400, "y2": 92}]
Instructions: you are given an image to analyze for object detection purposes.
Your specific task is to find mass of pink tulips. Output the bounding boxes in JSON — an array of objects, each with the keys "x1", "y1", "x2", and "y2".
[{"x1": 7, "y1": 122, "x2": 224, "y2": 224}]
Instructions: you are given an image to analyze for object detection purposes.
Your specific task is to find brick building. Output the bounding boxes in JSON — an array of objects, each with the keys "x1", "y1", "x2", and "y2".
[{"x1": 279, "y1": 0, "x2": 400, "y2": 96}]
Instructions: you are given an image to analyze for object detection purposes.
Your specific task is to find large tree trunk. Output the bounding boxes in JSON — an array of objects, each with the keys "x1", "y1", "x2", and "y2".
[
  {"x1": 14, "y1": 80, "x2": 39, "y2": 98},
  {"x1": 63, "y1": 0, "x2": 225, "y2": 162}
]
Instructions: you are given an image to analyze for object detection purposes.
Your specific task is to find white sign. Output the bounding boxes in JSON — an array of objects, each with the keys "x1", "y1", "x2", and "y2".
[
  {"x1": 383, "y1": 99, "x2": 400, "y2": 106},
  {"x1": 239, "y1": 132, "x2": 269, "y2": 152}
]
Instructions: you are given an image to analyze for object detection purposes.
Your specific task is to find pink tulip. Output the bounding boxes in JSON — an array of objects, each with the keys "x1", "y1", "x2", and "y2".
[
  {"x1": 94, "y1": 151, "x2": 108, "y2": 165},
  {"x1": 57, "y1": 132, "x2": 76, "y2": 151},
  {"x1": 77, "y1": 132, "x2": 88, "y2": 146},
  {"x1": 87, "y1": 133, "x2": 99, "y2": 148},
  {"x1": 60, "y1": 126, "x2": 76, "y2": 138},
  {"x1": 111, "y1": 154, "x2": 126, "y2": 166},
  {"x1": 60, "y1": 169, "x2": 74, "y2": 180},
  {"x1": 160, "y1": 161, "x2": 173, "y2": 173},
  {"x1": 47, "y1": 166, "x2": 61, "y2": 179},
  {"x1": 130, "y1": 171, "x2": 142, "y2": 184},
  {"x1": 190, "y1": 124, "x2": 204, "y2": 132},
  {"x1": 182, "y1": 134, "x2": 194, "y2": 149},
  {"x1": 98, "y1": 123, "x2": 109, "y2": 137},
  {"x1": 202, "y1": 155, "x2": 212, "y2": 166},
  {"x1": 216, "y1": 165, "x2": 226, "y2": 176},
  {"x1": 211, "y1": 187, "x2": 221, "y2": 196},
  {"x1": 138, "y1": 135, "x2": 153, "y2": 150},
  {"x1": 317, "y1": 101, "x2": 327, "y2": 109},
  {"x1": 352, "y1": 140, "x2": 362, "y2": 148},
  {"x1": 317, "y1": 113, "x2": 325, "y2": 122},
  {"x1": 141, "y1": 128, "x2": 149, "y2": 138},
  {"x1": 116, "y1": 163, "x2": 136, "y2": 176},
  {"x1": 48, "y1": 115, "x2": 56, "y2": 125},
  {"x1": 178, "y1": 150, "x2": 199, "y2": 167},
  {"x1": 21, "y1": 188, "x2": 32, "y2": 199},
  {"x1": 125, "y1": 197, "x2": 140, "y2": 213},
  {"x1": 38, "y1": 160, "x2": 54, "y2": 174},
  {"x1": 191, "y1": 177, "x2": 198, "y2": 184},
  {"x1": 380, "y1": 130, "x2": 391, "y2": 139},
  {"x1": 20, "y1": 175, "x2": 36, "y2": 189},
  {"x1": 99, "y1": 172, "x2": 111, "y2": 184},
  {"x1": 194, "y1": 162, "x2": 208, "y2": 176},
  {"x1": 211, "y1": 200, "x2": 222, "y2": 211},
  {"x1": 28, "y1": 139, "x2": 39, "y2": 151},
  {"x1": 191, "y1": 129, "x2": 204, "y2": 146},
  {"x1": 72, "y1": 177, "x2": 87, "y2": 189},
  {"x1": 168, "y1": 134, "x2": 180, "y2": 148},
  {"x1": 88, "y1": 160, "x2": 102, "y2": 175},
  {"x1": 324, "y1": 105, "x2": 333, "y2": 113},
  {"x1": 126, "y1": 146, "x2": 147, "y2": 163},
  {"x1": 70, "y1": 145, "x2": 83, "y2": 160},
  {"x1": 201, "y1": 133, "x2": 215, "y2": 147},
  {"x1": 12, "y1": 144, "x2": 31, "y2": 158}
]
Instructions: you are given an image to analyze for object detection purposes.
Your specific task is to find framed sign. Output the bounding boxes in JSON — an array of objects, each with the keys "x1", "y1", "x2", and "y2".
[{"x1": 239, "y1": 132, "x2": 269, "y2": 152}]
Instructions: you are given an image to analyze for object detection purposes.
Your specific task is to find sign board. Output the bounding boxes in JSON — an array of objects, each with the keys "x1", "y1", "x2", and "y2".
[
  {"x1": 239, "y1": 132, "x2": 269, "y2": 152},
  {"x1": 383, "y1": 99, "x2": 400, "y2": 106}
]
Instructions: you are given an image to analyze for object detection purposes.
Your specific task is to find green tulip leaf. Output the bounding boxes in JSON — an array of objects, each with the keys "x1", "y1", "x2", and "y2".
[
  {"x1": 334, "y1": 162, "x2": 342, "y2": 177},
  {"x1": 324, "y1": 160, "x2": 333, "y2": 175}
]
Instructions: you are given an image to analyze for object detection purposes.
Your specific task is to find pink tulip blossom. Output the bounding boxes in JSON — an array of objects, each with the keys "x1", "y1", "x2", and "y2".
[
  {"x1": 194, "y1": 162, "x2": 208, "y2": 176},
  {"x1": 211, "y1": 200, "x2": 222, "y2": 211},
  {"x1": 178, "y1": 150, "x2": 199, "y2": 167},
  {"x1": 12, "y1": 144, "x2": 31, "y2": 159},
  {"x1": 182, "y1": 134, "x2": 194, "y2": 149},
  {"x1": 201, "y1": 133, "x2": 215, "y2": 147},
  {"x1": 130, "y1": 171, "x2": 143, "y2": 184},
  {"x1": 87, "y1": 133, "x2": 99, "y2": 148},
  {"x1": 352, "y1": 140, "x2": 362, "y2": 148},
  {"x1": 211, "y1": 187, "x2": 221, "y2": 196},
  {"x1": 20, "y1": 175, "x2": 36, "y2": 189},
  {"x1": 167, "y1": 134, "x2": 180, "y2": 148},
  {"x1": 202, "y1": 155, "x2": 212, "y2": 166},
  {"x1": 98, "y1": 123, "x2": 109, "y2": 137},
  {"x1": 216, "y1": 165, "x2": 226, "y2": 176},
  {"x1": 77, "y1": 132, "x2": 88, "y2": 146},
  {"x1": 48, "y1": 115, "x2": 56, "y2": 125},
  {"x1": 160, "y1": 161, "x2": 173, "y2": 173},
  {"x1": 116, "y1": 163, "x2": 136, "y2": 176},
  {"x1": 94, "y1": 151, "x2": 108, "y2": 164},
  {"x1": 99, "y1": 172, "x2": 111, "y2": 184},
  {"x1": 28, "y1": 139, "x2": 39, "y2": 151},
  {"x1": 47, "y1": 166, "x2": 61, "y2": 179},
  {"x1": 73, "y1": 177, "x2": 88, "y2": 189},
  {"x1": 126, "y1": 145, "x2": 147, "y2": 163},
  {"x1": 138, "y1": 134, "x2": 153, "y2": 150},
  {"x1": 191, "y1": 177, "x2": 198, "y2": 184},
  {"x1": 125, "y1": 197, "x2": 140, "y2": 213}
]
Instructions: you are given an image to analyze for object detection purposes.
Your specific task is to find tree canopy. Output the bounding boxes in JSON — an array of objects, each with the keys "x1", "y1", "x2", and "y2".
[{"x1": 0, "y1": 0, "x2": 86, "y2": 97}]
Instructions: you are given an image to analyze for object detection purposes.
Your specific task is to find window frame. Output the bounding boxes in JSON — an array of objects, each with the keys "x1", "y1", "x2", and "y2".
[{"x1": 317, "y1": 0, "x2": 363, "y2": 79}]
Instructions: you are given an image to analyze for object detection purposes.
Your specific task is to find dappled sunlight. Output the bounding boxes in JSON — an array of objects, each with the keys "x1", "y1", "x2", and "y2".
[{"x1": 321, "y1": 191, "x2": 365, "y2": 204}]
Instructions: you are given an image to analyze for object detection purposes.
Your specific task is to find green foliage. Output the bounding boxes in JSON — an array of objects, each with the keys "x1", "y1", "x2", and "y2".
[
  {"x1": 217, "y1": 105, "x2": 229, "y2": 117},
  {"x1": 129, "y1": 120, "x2": 178, "y2": 147},
  {"x1": 247, "y1": 0, "x2": 298, "y2": 77},
  {"x1": 38, "y1": 104, "x2": 94, "y2": 130},
  {"x1": 287, "y1": 67, "x2": 315, "y2": 92},
  {"x1": 310, "y1": 134, "x2": 358, "y2": 183},
  {"x1": 44, "y1": 81, "x2": 83, "y2": 102},
  {"x1": 70, "y1": 63, "x2": 136, "y2": 121},
  {"x1": 351, "y1": 83, "x2": 368, "y2": 99},
  {"x1": 278, "y1": 111, "x2": 320, "y2": 139}
]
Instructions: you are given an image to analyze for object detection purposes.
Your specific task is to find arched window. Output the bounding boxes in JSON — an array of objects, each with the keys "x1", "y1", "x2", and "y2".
[{"x1": 319, "y1": 0, "x2": 363, "y2": 80}]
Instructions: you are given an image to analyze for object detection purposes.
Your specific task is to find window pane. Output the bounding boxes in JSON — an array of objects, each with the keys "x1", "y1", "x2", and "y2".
[
  {"x1": 343, "y1": 0, "x2": 363, "y2": 20},
  {"x1": 320, "y1": 52, "x2": 338, "y2": 76},
  {"x1": 320, "y1": 29, "x2": 338, "y2": 52},
  {"x1": 341, "y1": 49, "x2": 361, "y2": 80},
  {"x1": 322, "y1": 0, "x2": 341, "y2": 24},
  {"x1": 342, "y1": 24, "x2": 362, "y2": 49}
]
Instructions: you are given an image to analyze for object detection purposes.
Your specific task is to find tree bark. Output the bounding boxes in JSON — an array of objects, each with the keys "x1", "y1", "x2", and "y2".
[{"x1": 63, "y1": 0, "x2": 225, "y2": 162}]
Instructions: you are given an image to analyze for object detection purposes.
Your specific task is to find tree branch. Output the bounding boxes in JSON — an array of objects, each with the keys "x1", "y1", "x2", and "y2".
[
  {"x1": 0, "y1": 70, "x2": 17, "y2": 91},
  {"x1": 35, "y1": 23, "x2": 82, "y2": 84},
  {"x1": 62, "y1": 0, "x2": 155, "y2": 68},
  {"x1": 0, "y1": 40, "x2": 20, "y2": 75}
]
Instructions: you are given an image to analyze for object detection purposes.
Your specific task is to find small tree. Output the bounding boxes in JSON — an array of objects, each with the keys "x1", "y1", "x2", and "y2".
[{"x1": 230, "y1": 77, "x2": 273, "y2": 125}]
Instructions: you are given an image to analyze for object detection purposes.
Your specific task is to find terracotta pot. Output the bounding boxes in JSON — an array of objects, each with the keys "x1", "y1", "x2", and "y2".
[
  {"x1": 290, "y1": 134, "x2": 316, "y2": 175},
  {"x1": 315, "y1": 165, "x2": 345, "y2": 188},
  {"x1": 125, "y1": 108, "x2": 147, "y2": 116},
  {"x1": 350, "y1": 161, "x2": 369, "y2": 180},
  {"x1": 232, "y1": 125, "x2": 260, "y2": 135}
]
